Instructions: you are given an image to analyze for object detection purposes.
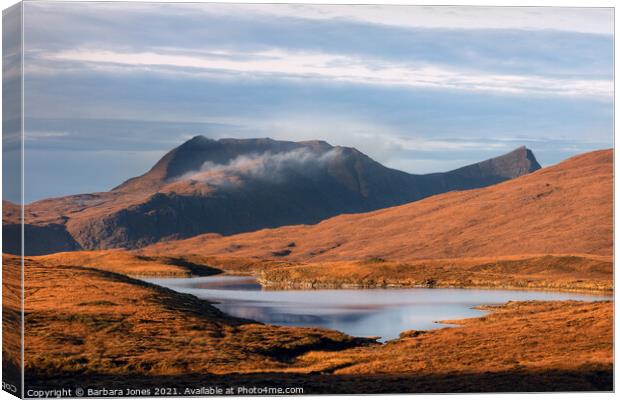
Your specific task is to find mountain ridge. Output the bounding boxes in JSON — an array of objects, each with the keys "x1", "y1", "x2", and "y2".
[
  {"x1": 144, "y1": 148, "x2": 612, "y2": 260},
  {"x1": 3, "y1": 136, "x2": 542, "y2": 255}
]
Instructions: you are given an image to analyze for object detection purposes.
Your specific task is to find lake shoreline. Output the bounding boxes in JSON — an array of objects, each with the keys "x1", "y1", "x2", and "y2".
[
  {"x1": 255, "y1": 254, "x2": 613, "y2": 295},
  {"x1": 34, "y1": 251, "x2": 613, "y2": 295},
  {"x1": 119, "y1": 270, "x2": 613, "y2": 295},
  {"x1": 146, "y1": 274, "x2": 611, "y2": 341},
  {"x1": 257, "y1": 277, "x2": 614, "y2": 295}
]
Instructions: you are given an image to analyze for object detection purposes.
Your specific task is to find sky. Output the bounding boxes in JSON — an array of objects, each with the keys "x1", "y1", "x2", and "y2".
[{"x1": 8, "y1": 2, "x2": 615, "y2": 202}]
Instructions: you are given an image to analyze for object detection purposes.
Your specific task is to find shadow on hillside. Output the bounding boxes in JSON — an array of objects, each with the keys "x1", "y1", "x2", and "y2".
[{"x1": 136, "y1": 255, "x2": 224, "y2": 277}]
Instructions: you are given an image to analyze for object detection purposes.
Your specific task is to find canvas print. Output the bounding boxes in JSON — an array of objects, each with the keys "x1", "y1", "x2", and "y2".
[{"x1": 2, "y1": 1, "x2": 614, "y2": 397}]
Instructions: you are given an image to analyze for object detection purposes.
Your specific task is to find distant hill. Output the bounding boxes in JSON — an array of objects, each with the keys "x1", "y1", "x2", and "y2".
[
  {"x1": 145, "y1": 149, "x2": 612, "y2": 260},
  {"x1": 3, "y1": 136, "x2": 541, "y2": 255}
]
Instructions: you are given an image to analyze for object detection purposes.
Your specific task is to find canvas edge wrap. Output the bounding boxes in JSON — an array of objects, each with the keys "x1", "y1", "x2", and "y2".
[{"x1": 2, "y1": 1, "x2": 24, "y2": 398}]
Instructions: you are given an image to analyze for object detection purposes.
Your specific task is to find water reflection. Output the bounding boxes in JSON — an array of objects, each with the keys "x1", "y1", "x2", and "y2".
[{"x1": 145, "y1": 275, "x2": 611, "y2": 341}]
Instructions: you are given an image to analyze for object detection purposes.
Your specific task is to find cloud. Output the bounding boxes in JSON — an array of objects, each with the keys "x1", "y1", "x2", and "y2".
[
  {"x1": 196, "y1": 4, "x2": 613, "y2": 35},
  {"x1": 25, "y1": 131, "x2": 70, "y2": 139},
  {"x1": 16, "y1": 2, "x2": 614, "y2": 201},
  {"x1": 23, "y1": 117, "x2": 246, "y2": 152},
  {"x1": 179, "y1": 148, "x2": 341, "y2": 187},
  {"x1": 36, "y1": 48, "x2": 612, "y2": 99},
  {"x1": 23, "y1": 2, "x2": 613, "y2": 79},
  {"x1": 25, "y1": 2, "x2": 613, "y2": 35}
]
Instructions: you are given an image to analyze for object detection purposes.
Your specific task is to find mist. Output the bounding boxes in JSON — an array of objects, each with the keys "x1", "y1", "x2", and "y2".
[{"x1": 178, "y1": 147, "x2": 342, "y2": 187}]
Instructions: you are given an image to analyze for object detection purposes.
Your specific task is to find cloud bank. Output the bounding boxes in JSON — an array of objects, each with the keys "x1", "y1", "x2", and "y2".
[{"x1": 38, "y1": 48, "x2": 612, "y2": 99}]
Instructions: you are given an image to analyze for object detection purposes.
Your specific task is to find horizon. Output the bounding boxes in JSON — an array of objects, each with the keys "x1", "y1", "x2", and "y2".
[{"x1": 3, "y1": 3, "x2": 613, "y2": 203}]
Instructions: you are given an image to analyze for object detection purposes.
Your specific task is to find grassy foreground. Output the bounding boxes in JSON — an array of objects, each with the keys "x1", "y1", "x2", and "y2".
[
  {"x1": 12, "y1": 255, "x2": 368, "y2": 378},
  {"x1": 295, "y1": 300, "x2": 612, "y2": 377},
  {"x1": 3, "y1": 252, "x2": 613, "y2": 393}
]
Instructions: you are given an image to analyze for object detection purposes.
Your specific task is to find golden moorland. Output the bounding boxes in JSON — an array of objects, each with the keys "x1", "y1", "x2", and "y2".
[{"x1": 3, "y1": 149, "x2": 613, "y2": 393}]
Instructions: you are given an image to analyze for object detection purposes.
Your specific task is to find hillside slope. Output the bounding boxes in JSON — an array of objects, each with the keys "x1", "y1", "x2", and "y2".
[
  {"x1": 145, "y1": 149, "x2": 612, "y2": 260},
  {"x1": 4, "y1": 254, "x2": 366, "y2": 381}
]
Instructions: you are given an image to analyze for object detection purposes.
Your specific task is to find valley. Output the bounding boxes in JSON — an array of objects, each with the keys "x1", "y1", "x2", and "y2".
[{"x1": 3, "y1": 142, "x2": 613, "y2": 393}]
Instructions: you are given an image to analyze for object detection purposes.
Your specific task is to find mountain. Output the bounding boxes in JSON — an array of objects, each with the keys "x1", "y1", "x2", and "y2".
[
  {"x1": 145, "y1": 149, "x2": 612, "y2": 260},
  {"x1": 3, "y1": 136, "x2": 541, "y2": 255}
]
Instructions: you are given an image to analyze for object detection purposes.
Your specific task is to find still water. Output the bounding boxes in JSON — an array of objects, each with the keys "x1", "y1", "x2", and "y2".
[{"x1": 144, "y1": 275, "x2": 611, "y2": 341}]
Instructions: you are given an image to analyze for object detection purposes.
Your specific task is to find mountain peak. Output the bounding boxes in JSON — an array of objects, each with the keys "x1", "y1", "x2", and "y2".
[
  {"x1": 298, "y1": 140, "x2": 334, "y2": 150},
  {"x1": 494, "y1": 145, "x2": 541, "y2": 177},
  {"x1": 179, "y1": 135, "x2": 215, "y2": 149},
  {"x1": 151, "y1": 149, "x2": 611, "y2": 262},
  {"x1": 19, "y1": 136, "x2": 560, "y2": 254},
  {"x1": 508, "y1": 145, "x2": 535, "y2": 159},
  {"x1": 452, "y1": 145, "x2": 541, "y2": 180},
  {"x1": 115, "y1": 138, "x2": 542, "y2": 194},
  {"x1": 114, "y1": 137, "x2": 334, "y2": 192}
]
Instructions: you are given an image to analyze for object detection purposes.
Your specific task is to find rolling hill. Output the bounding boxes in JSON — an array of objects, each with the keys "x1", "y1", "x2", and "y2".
[{"x1": 145, "y1": 149, "x2": 612, "y2": 261}]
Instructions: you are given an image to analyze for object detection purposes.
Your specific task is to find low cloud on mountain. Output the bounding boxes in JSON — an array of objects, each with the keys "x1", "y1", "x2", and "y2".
[{"x1": 179, "y1": 147, "x2": 342, "y2": 186}]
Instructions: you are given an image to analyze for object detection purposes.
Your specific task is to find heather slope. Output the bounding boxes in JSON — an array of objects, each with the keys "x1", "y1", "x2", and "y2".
[
  {"x1": 10, "y1": 254, "x2": 368, "y2": 380},
  {"x1": 298, "y1": 300, "x2": 612, "y2": 382},
  {"x1": 146, "y1": 149, "x2": 612, "y2": 260},
  {"x1": 35, "y1": 250, "x2": 221, "y2": 277}
]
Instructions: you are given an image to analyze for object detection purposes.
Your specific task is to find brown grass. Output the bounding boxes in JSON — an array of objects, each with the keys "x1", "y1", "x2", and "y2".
[
  {"x1": 34, "y1": 251, "x2": 221, "y2": 277},
  {"x1": 2, "y1": 252, "x2": 610, "y2": 393},
  {"x1": 2, "y1": 254, "x2": 22, "y2": 380},
  {"x1": 258, "y1": 254, "x2": 613, "y2": 292},
  {"x1": 14, "y1": 254, "x2": 368, "y2": 380},
  {"x1": 293, "y1": 300, "x2": 612, "y2": 378},
  {"x1": 26, "y1": 249, "x2": 615, "y2": 293}
]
